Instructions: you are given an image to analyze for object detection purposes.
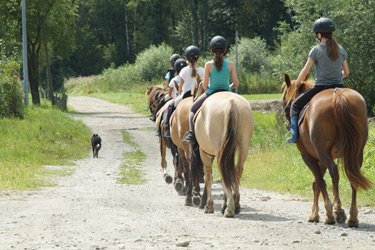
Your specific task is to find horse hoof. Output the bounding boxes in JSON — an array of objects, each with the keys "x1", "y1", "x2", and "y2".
[
  {"x1": 175, "y1": 180, "x2": 183, "y2": 193},
  {"x1": 204, "y1": 205, "x2": 214, "y2": 214},
  {"x1": 308, "y1": 214, "x2": 319, "y2": 223},
  {"x1": 193, "y1": 196, "x2": 201, "y2": 207},
  {"x1": 185, "y1": 197, "x2": 193, "y2": 206},
  {"x1": 324, "y1": 216, "x2": 335, "y2": 225},
  {"x1": 334, "y1": 209, "x2": 347, "y2": 224},
  {"x1": 165, "y1": 175, "x2": 173, "y2": 184},
  {"x1": 347, "y1": 217, "x2": 359, "y2": 227},
  {"x1": 224, "y1": 209, "x2": 235, "y2": 218}
]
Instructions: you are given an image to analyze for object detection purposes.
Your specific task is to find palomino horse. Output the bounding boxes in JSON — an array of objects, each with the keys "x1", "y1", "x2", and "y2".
[
  {"x1": 191, "y1": 82, "x2": 254, "y2": 217},
  {"x1": 146, "y1": 85, "x2": 178, "y2": 187},
  {"x1": 169, "y1": 81, "x2": 206, "y2": 208},
  {"x1": 282, "y1": 74, "x2": 372, "y2": 227}
]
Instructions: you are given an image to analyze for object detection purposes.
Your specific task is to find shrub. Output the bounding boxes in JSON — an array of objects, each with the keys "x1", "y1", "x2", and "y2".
[
  {"x1": 0, "y1": 49, "x2": 24, "y2": 119},
  {"x1": 135, "y1": 43, "x2": 173, "y2": 81}
]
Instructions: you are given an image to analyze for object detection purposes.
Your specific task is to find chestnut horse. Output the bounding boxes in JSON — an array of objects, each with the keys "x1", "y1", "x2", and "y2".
[
  {"x1": 146, "y1": 85, "x2": 178, "y2": 186},
  {"x1": 191, "y1": 82, "x2": 254, "y2": 217},
  {"x1": 282, "y1": 74, "x2": 372, "y2": 227}
]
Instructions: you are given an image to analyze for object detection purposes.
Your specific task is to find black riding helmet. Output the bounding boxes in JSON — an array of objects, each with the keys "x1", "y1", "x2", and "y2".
[
  {"x1": 174, "y1": 58, "x2": 187, "y2": 73},
  {"x1": 185, "y1": 45, "x2": 200, "y2": 59},
  {"x1": 210, "y1": 35, "x2": 227, "y2": 52},
  {"x1": 170, "y1": 54, "x2": 181, "y2": 64},
  {"x1": 311, "y1": 17, "x2": 335, "y2": 33}
]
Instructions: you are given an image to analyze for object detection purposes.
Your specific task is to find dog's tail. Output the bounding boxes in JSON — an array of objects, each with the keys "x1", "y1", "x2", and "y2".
[{"x1": 95, "y1": 144, "x2": 101, "y2": 150}]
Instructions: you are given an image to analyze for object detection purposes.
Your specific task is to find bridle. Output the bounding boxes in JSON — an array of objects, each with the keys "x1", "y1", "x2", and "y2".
[{"x1": 147, "y1": 93, "x2": 166, "y2": 112}]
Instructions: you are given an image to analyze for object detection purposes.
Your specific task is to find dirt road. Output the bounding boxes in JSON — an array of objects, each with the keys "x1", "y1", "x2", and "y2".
[{"x1": 0, "y1": 96, "x2": 374, "y2": 250}]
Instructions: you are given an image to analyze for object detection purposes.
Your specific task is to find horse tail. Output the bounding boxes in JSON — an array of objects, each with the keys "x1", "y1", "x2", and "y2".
[
  {"x1": 333, "y1": 90, "x2": 372, "y2": 190},
  {"x1": 217, "y1": 99, "x2": 239, "y2": 192},
  {"x1": 190, "y1": 142, "x2": 204, "y2": 183}
]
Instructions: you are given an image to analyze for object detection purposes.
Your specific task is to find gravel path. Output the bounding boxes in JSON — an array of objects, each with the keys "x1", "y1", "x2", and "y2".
[{"x1": 0, "y1": 96, "x2": 374, "y2": 250}]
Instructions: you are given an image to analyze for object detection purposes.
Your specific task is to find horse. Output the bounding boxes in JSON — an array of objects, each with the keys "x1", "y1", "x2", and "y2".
[
  {"x1": 146, "y1": 85, "x2": 181, "y2": 189},
  {"x1": 282, "y1": 74, "x2": 372, "y2": 227},
  {"x1": 169, "y1": 80, "x2": 206, "y2": 208},
  {"x1": 190, "y1": 82, "x2": 254, "y2": 217}
]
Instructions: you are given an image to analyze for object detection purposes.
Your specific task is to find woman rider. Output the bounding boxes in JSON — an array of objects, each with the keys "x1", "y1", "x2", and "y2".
[
  {"x1": 286, "y1": 17, "x2": 349, "y2": 143},
  {"x1": 182, "y1": 35, "x2": 239, "y2": 143}
]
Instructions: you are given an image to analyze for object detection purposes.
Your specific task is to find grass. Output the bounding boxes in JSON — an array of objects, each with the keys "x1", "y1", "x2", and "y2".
[
  {"x1": 242, "y1": 93, "x2": 282, "y2": 100},
  {"x1": 0, "y1": 102, "x2": 91, "y2": 191},
  {"x1": 117, "y1": 130, "x2": 147, "y2": 185}
]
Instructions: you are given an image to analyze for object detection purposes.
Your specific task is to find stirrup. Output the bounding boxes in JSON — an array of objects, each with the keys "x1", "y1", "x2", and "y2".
[{"x1": 163, "y1": 129, "x2": 171, "y2": 137}]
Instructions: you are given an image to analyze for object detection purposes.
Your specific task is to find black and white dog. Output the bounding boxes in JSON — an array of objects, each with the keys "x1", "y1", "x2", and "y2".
[{"x1": 91, "y1": 134, "x2": 102, "y2": 158}]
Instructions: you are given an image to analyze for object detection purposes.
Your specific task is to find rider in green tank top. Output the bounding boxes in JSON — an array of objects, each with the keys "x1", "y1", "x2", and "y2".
[{"x1": 206, "y1": 59, "x2": 231, "y2": 94}]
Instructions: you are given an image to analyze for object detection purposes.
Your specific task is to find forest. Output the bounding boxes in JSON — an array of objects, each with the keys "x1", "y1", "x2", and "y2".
[{"x1": 1, "y1": 0, "x2": 375, "y2": 114}]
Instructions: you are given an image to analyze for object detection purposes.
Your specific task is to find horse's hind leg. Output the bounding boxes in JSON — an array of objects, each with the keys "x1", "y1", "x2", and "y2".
[
  {"x1": 201, "y1": 152, "x2": 214, "y2": 214},
  {"x1": 323, "y1": 160, "x2": 346, "y2": 224},
  {"x1": 348, "y1": 185, "x2": 359, "y2": 227},
  {"x1": 159, "y1": 137, "x2": 172, "y2": 184},
  {"x1": 302, "y1": 153, "x2": 334, "y2": 224},
  {"x1": 317, "y1": 152, "x2": 347, "y2": 224}
]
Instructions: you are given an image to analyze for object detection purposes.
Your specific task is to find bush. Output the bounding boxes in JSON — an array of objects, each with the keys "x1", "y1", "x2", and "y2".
[
  {"x1": 0, "y1": 51, "x2": 24, "y2": 119},
  {"x1": 227, "y1": 37, "x2": 279, "y2": 94},
  {"x1": 228, "y1": 37, "x2": 273, "y2": 74},
  {"x1": 135, "y1": 43, "x2": 173, "y2": 81}
]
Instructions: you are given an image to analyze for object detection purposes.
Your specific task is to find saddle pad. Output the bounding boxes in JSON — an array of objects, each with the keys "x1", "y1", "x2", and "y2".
[{"x1": 298, "y1": 103, "x2": 309, "y2": 127}]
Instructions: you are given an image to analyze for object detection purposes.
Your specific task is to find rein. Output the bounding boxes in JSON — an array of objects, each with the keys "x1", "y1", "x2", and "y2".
[{"x1": 147, "y1": 93, "x2": 166, "y2": 112}]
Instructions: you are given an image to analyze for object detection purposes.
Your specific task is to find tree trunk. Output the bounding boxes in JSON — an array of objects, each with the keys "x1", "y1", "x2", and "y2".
[
  {"x1": 133, "y1": 4, "x2": 137, "y2": 51},
  {"x1": 180, "y1": 0, "x2": 188, "y2": 47},
  {"x1": 191, "y1": 0, "x2": 199, "y2": 47},
  {"x1": 124, "y1": 0, "x2": 130, "y2": 55},
  {"x1": 28, "y1": 42, "x2": 40, "y2": 105},
  {"x1": 42, "y1": 15, "x2": 55, "y2": 105}
]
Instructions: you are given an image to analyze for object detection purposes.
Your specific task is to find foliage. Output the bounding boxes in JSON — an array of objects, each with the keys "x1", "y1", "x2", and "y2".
[
  {"x1": 227, "y1": 37, "x2": 279, "y2": 94},
  {"x1": 0, "y1": 46, "x2": 24, "y2": 118},
  {"x1": 134, "y1": 43, "x2": 173, "y2": 81},
  {"x1": 0, "y1": 104, "x2": 91, "y2": 190},
  {"x1": 273, "y1": 0, "x2": 375, "y2": 115}
]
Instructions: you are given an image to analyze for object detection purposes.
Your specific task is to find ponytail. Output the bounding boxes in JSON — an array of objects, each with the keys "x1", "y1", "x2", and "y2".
[
  {"x1": 187, "y1": 57, "x2": 198, "y2": 77},
  {"x1": 213, "y1": 52, "x2": 224, "y2": 71},
  {"x1": 323, "y1": 33, "x2": 339, "y2": 61}
]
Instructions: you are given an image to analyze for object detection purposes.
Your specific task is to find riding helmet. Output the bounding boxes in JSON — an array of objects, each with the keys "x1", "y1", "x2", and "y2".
[
  {"x1": 311, "y1": 17, "x2": 335, "y2": 33},
  {"x1": 174, "y1": 58, "x2": 187, "y2": 72},
  {"x1": 210, "y1": 35, "x2": 227, "y2": 51},
  {"x1": 170, "y1": 54, "x2": 181, "y2": 64},
  {"x1": 185, "y1": 45, "x2": 200, "y2": 59}
]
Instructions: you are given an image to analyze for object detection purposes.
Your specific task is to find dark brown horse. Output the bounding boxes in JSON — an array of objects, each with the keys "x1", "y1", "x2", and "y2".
[
  {"x1": 282, "y1": 74, "x2": 372, "y2": 227},
  {"x1": 146, "y1": 85, "x2": 176, "y2": 186}
]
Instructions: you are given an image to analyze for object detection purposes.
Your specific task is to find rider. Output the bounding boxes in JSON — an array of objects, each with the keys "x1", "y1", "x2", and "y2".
[
  {"x1": 286, "y1": 17, "x2": 350, "y2": 143},
  {"x1": 163, "y1": 58, "x2": 188, "y2": 137},
  {"x1": 182, "y1": 35, "x2": 239, "y2": 143},
  {"x1": 150, "y1": 54, "x2": 181, "y2": 122},
  {"x1": 164, "y1": 46, "x2": 204, "y2": 137}
]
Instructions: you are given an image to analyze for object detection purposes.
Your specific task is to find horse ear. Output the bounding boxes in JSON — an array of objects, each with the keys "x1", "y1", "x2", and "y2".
[{"x1": 284, "y1": 74, "x2": 291, "y2": 87}]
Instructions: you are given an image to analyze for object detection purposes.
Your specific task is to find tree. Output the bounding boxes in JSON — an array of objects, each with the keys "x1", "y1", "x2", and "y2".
[{"x1": 0, "y1": 0, "x2": 78, "y2": 105}]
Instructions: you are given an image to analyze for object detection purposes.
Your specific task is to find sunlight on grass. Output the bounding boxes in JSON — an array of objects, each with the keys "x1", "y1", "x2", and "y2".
[
  {"x1": 0, "y1": 105, "x2": 91, "y2": 191},
  {"x1": 117, "y1": 131, "x2": 147, "y2": 185}
]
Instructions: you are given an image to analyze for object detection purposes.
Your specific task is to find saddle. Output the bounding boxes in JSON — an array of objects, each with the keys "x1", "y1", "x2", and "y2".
[
  {"x1": 298, "y1": 104, "x2": 309, "y2": 127},
  {"x1": 192, "y1": 89, "x2": 230, "y2": 124}
]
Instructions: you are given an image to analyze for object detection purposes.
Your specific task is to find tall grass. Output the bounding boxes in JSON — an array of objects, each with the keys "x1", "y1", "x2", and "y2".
[{"x1": 0, "y1": 104, "x2": 91, "y2": 190}]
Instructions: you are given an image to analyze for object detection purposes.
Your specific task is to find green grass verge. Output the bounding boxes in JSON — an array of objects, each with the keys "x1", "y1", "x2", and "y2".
[
  {"x1": 0, "y1": 103, "x2": 91, "y2": 191},
  {"x1": 117, "y1": 130, "x2": 147, "y2": 185}
]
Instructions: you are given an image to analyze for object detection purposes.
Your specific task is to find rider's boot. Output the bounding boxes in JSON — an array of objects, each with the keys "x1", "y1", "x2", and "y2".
[
  {"x1": 286, "y1": 116, "x2": 299, "y2": 143},
  {"x1": 182, "y1": 130, "x2": 196, "y2": 144},
  {"x1": 163, "y1": 105, "x2": 174, "y2": 137}
]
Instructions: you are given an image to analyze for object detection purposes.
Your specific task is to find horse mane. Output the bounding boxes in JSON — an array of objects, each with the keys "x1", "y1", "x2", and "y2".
[
  {"x1": 192, "y1": 80, "x2": 204, "y2": 101},
  {"x1": 282, "y1": 78, "x2": 314, "y2": 103},
  {"x1": 146, "y1": 84, "x2": 167, "y2": 104}
]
